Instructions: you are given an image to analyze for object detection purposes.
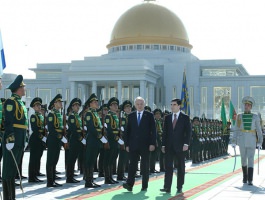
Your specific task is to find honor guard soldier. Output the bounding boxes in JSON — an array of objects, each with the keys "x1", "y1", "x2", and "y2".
[
  {"x1": 150, "y1": 108, "x2": 163, "y2": 173},
  {"x1": 191, "y1": 117, "x2": 201, "y2": 164},
  {"x1": 46, "y1": 94, "x2": 68, "y2": 187},
  {"x1": 231, "y1": 96, "x2": 263, "y2": 185},
  {"x1": 2, "y1": 75, "x2": 27, "y2": 199},
  {"x1": 28, "y1": 97, "x2": 46, "y2": 183},
  {"x1": 104, "y1": 97, "x2": 124, "y2": 184},
  {"x1": 117, "y1": 100, "x2": 132, "y2": 180},
  {"x1": 66, "y1": 98, "x2": 85, "y2": 183},
  {"x1": 98, "y1": 103, "x2": 109, "y2": 178},
  {"x1": 84, "y1": 94, "x2": 108, "y2": 188}
]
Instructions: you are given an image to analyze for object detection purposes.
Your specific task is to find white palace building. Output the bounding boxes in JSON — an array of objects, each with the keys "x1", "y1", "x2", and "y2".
[{"x1": 1, "y1": 1, "x2": 265, "y2": 119}]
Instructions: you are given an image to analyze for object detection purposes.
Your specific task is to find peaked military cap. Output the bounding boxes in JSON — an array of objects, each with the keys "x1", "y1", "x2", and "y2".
[
  {"x1": 164, "y1": 110, "x2": 170, "y2": 114},
  {"x1": 242, "y1": 96, "x2": 255, "y2": 106},
  {"x1": 193, "y1": 116, "x2": 199, "y2": 121},
  {"x1": 30, "y1": 97, "x2": 42, "y2": 108},
  {"x1": 41, "y1": 104, "x2": 47, "y2": 111},
  {"x1": 153, "y1": 108, "x2": 162, "y2": 115},
  {"x1": 102, "y1": 103, "x2": 108, "y2": 109},
  {"x1": 85, "y1": 93, "x2": 98, "y2": 106},
  {"x1": 69, "y1": 98, "x2": 81, "y2": 107},
  {"x1": 122, "y1": 100, "x2": 132, "y2": 111},
  {"x1": 48, "y1": 94, "x2": 63, "y2": 110},
  {"x1": 144, "y1": 106, "x2": 152, "y2": 112},
  {"x1": 108, "y1": 97, "x2": 119, "y2": 108},
  {"x1": 7, "y1": 74, "x2": 26, "y2": 92}
]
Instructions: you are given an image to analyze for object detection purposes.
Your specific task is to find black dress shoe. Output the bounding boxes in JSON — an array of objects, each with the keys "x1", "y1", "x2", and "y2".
[
  {"x1": 135, "y1": 174, "x2": 141, "y2": 178},
  {"x1": 123, "y1": 183, "x2": 132, "y2": 191},
  {"x1": 98, "y1": 173, "x2": 104, "y2": 177},
  {"x1": 160, "y1": 188, "x2": 171, "y2": 193},
  {"x1": 117, "y1": 176, "x2": 127, "y2": 181},
  {"x1": 55, "y1": 175, "x2": 61, "y2": 180},
  {"x1": 104, "y1": 179, "x2": 116, "y2": 184},
  {"x1": 85, "y1": 181, "x2": 100, "y2": 188},
  {"x1": 66, "y1": 178, "x2": 80, "y2": 183},
  {"x1": 54, "y1": 181, "x2": 63, "y2": 187},
  {"x1": 55, "y1": 170, "x2": 61, "y2": 174},
  {"x1": 141, "y1": 188, "x2": 147, "y2": 191},
  {"x1": 248, "y1": 181, "x2": 253, "y2": 186},
  {"x1": 37, "y1": 172, "x2": 46, "y2": 176},
  {"x1": 47, "y1": 183, "x2": 59, "y2": 187},
  {"x1": 110, "y1": 178, "x2": 119, "y2": 183},
  {"x1": 177, "y1": 188, "x2": 183, "y2": 193}
]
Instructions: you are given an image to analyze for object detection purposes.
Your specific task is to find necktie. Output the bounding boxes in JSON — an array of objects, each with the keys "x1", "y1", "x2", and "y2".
[
  {"x1": 137, "y1": 112, "x2": 141, "y2": 126},
  {"x1": 173, "y1": 114, "x2": 177, "y2": 129}
]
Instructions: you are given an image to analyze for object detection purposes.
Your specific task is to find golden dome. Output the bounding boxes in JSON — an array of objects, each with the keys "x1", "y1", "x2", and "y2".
[{"x1": 107, "y1": 2, "x2": 192, "y2": 49}]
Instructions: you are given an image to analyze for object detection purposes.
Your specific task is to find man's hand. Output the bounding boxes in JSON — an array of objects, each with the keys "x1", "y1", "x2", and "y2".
[
  {"x1": 149, "y1": 145, "x2": 155, "y2": 152},
  {"x1": 231, "y1": 143, "x2": 236, "y2": 148},
  {"x1": 161, "y1": 146, "x2": 165, "y2": 153},
  {"x1": 257, "y1": 144, "x2": 262, "y2": 150},
  {"x1": 183, "y1": 145, "x2": 188, "y2": 151},
  {"x1": 6, "y1": 143, "x2": 14, "y2": 151},
  {"x1": 42, "y1": 136, "x2": 47, "y2": 143},
  {"x1": 126, "y1": 146, "x2": 129, "y2": 152},
  {"x1": 61, "y1": 136, "x2": 68, "y2": 144}
]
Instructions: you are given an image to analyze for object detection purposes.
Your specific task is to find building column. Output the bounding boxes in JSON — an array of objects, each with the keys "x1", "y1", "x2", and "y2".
[
  {"x1": 148, "y1": 83, "x2": 155, "y2": 108},
  {"x1": 117, "y1": 81, "x2": 122, "y2": 103},
  {"x1": 105, "y1": 85, "x2": 109, "y2": 102},
  {"x1": 140, "y1": 80, "x2": 146, "y2": 100},
  {"x1": 79, "y1": 83, "x2": 87, "y2": 103},
  {"x1": 92, "y1": 81, "x2": 97, "y2": 94},
  {"x1": 128, "y1": 84, "x2": 133, "y2": 101},
  {"x1": 70, "y1": 81, "x2": 78, "y2": 101}
]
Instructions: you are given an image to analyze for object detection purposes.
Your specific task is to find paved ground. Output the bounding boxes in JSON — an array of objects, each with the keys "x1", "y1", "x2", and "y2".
[{"x1": 1, "y1": 146, "x2": 265, "y2": 199}]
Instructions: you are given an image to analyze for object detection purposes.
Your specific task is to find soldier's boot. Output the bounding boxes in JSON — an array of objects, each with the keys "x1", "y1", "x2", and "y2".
[
  {"x1": 85, "y1": 168, "x2": 98, "y2": 188},
  {"x1": 242, "y1": 166, "x2": 248, "y2": 183},
  {"x1": 66, "y1": 165, "x2": 80, "y2": 183},
  {"x1": 110, "y1": 165, "x2": 119, "y2": 183},
  {"x1": 248, "y1": 167, "x2": 253, "y2": 185},
  {"x1": 46, "y1": 166, "x2": 57, "y2": 187},
  {"x1": 104, "y1": 166, "x2": 115, "y2": 184},
  {"x1": 53, "y1": 166, "x2": 62, "y2": 187},
  {"x1": 33, "y1": 164, "x2": 43, "y2": 182},
  {"x1": 2, "y1": 179, "x2": 9, "y2": 200}
]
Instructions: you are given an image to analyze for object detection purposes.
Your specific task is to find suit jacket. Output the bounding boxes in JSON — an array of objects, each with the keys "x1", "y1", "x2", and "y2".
[
  {"x1": 124, "y1": 110, "x2": 157, "y2": 151},
  {"x1": 162, "y1": 112, "x2": 191, "y2": 153}
]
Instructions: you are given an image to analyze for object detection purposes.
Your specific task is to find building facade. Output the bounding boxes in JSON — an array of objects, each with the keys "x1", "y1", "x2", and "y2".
[{"x1": 1, "y1": 1, "x2": 265, "y2": 120}]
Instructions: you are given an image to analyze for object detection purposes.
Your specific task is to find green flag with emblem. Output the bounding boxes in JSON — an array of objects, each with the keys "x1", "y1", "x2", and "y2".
[{"x1": 221, "y1": 98, "x2": 227, "y2": 129}]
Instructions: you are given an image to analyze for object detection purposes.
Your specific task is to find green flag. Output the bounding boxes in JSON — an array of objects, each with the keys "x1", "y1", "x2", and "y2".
[
  {"x1": 221, "y1": 98, "x2": 227, "y2": 129},
  {"x1": 229, "y1": 100, "x2": 237, "y2": 125}
]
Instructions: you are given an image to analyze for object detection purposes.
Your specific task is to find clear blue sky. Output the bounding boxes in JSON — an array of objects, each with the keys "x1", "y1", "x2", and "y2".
[{"x1": 0, "y1": 0, "x2": 265, "y2": 78}]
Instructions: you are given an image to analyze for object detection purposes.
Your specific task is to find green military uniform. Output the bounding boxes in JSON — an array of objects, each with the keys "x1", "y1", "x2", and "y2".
[
  {"x1": 66, "y1": 98, "x2": 83, "y2": 183},
  {"x1": 104, "y1": 97, "x2": 121, "y2": 184},
  {"x1": 2, "y1": 75, "x2": 27, "y2": 199},
  {"x1": 84, "y1": 94, "x2": 103, "y2": 188},
  {"x1": 150, "y1": 108, "x2": 163, "y2": 173},
  {"x1": 46, "y1": 94, "x2": 65, "y2": 187},
  {"x1": 191, "y1": 117, "x2": 201, "y2": 163},
  {"x1": 28, "y1": 97, "x2": 45, "y2": 183},
  {"x1": 98, "y1": 103, "x2": 108, "y2": 177},
  {"x1": 117, "y1": 100, "x2": 132, "y2": 180}
]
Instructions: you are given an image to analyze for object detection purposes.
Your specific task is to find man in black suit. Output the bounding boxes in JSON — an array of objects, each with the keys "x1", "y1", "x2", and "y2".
[
  {"x1": 123, "y1": 96, "x2": 157, "y2": 191},
  {"x1": 160, "y1": 98, "x2": 191, "y2": 194}
]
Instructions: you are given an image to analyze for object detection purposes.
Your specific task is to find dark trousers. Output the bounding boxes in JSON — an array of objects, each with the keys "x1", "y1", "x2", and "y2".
[
  {"x1": 127, "y1": 148, "x2": 150, "y2": 188},
  {"x1": 164, "y1": 149, "x2": 185, "y2": 190}
]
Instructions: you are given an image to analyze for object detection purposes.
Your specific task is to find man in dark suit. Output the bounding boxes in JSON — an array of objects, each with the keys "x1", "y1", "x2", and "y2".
[
  {"x1": 160, "y1": 98, "x2": 191, "y2": 194},
  {"x1": 123, "y1": 96, "x2": 157, "y2": 192}
]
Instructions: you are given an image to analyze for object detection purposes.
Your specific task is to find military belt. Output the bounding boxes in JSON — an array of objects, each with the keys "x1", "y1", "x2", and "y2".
[
  {"x1": 77, "y1": 130, "x2": 82, "y2": 133},
  {"x1": 13, "y1": 124, "x2": 27, "y2": 129},
  {"x1": 55, "y1": 129, "x2": 63, "y2": 132},
  {"x1": 39, "y1": 130, "x2": 44, "y2": 133},
  {"x1": 241, "y1": 129, "x2": 256, "y2": 134},
  {"x1": 113, "y1": 131, "x2": 119, "y2": 134},
  {"x1": 96, "y1": 129, "x2": 102, "y2": 132}
]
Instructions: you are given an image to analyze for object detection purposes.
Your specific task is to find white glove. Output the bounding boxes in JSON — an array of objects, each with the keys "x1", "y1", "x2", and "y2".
[
  {"x1": 6, "y1": 143, "x2": 14, "y2": 150},
  {"x1": 45, "y1": 125, "x2": 48, "y2": 130},
  {"x1": 61, "y1": 136, "x2": 68, "y2": 143},
  {"x1": 257, "y1": 144, "x2": 262, "y2": 150},
  {"x1": 84, "y1": 126, "x2": 87, "y2": 131},
  {"x1": 66, "y1": 116, "x2": 69, "y2": 120},
  {"x1": 231, "y1": 143, "x2": 236, "y2": 148},
  {"x1": 104, "y1": 123, "x2": 107, "y2": 128},
  {"x1": 42, "y1": 136, "x2": 47, "y2": 143},
  {"x1": 65, "y1": 124, "x2": 69, "y2": 130},
  {"x1": 117, "y1": 138, "x2": 124, "y2": 145},
  {"x1": 100, "y1": 136, "x2": 108, "y2": 143},
  {"x1": 0, "y1": 143, "x2": 1, "y2": 147},
  {"x1": 81, "y1": 138, "x2": 86, "y2": 145},
  {"x1": 121, "y1": 126, "x2": 124, "y2": 132},
  {"x1": 46, "y1": 131, "x2": 49, "y2": 135}
]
